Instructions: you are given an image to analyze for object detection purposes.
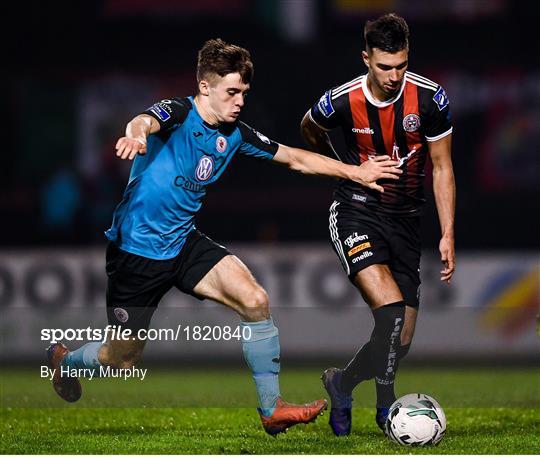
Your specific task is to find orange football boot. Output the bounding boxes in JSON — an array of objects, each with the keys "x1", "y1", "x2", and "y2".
[
  {"x1": 46, "y1": 343, "x2": 82, "y2": 402},
  {"x1": 259, "y1": 397, "x2": 328, "y2": 435}
]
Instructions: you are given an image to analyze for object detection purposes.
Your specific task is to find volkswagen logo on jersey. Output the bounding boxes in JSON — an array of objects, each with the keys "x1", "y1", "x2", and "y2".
[
  {"x1": 403, "y1": 113, "x2": 421, "y2": 132},
  {"x1": 216, "y1": 136, "x2": 227, "y2": 153},
  {"x1": 195, "y1": 156, "x2": 214, "y2": 182}
]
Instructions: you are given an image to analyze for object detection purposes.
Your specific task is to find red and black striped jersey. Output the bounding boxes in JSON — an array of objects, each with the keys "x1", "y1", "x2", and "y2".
[{"x1": 309, "y1": 71, "x2": 452, "y2": 216}]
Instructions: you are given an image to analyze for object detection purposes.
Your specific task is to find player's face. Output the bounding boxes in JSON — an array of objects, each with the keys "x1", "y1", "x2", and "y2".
[
  {"x1": 206, "y1": 73, "x2": 250, "y2": 123},
  {"x1": 363, "y1": 48, "x2": 408, "y2": 99}
]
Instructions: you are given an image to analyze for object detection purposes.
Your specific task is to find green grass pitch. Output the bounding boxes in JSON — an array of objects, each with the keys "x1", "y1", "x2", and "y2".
[{"x1": 1, "y1": 366, "x2": 538, "y2": 454}]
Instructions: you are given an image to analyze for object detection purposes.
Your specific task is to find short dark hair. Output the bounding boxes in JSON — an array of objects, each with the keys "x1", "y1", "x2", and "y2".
[
  {"x1": 197, "y1": 38, "x2": 254, "y2": 84},
  {"x1": 364, "y1": 13, "x2": 409, "y2": 53}
]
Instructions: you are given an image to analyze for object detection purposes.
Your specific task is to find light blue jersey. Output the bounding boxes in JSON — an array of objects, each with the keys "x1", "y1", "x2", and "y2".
[{"x1": 105, "y1": 97, "x2": 278, "y2": 260}]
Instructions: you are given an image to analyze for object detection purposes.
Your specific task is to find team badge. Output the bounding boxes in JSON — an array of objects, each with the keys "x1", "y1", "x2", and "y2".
[
  {"x1": 216, "y1": 136, "x2": 227, "y2": 153},
  {"x1": 195, "y1": 156, "x2": 214, "y2": 182},
  {"x1": 433, "y1": 86, "x2": 449, "y2": 111},
  {"x1": 113, "y1": 307, "x2": 129, "y2": 323},
  {"x1": 403, "y1": 113, "x2": 421, "y2": 132}
]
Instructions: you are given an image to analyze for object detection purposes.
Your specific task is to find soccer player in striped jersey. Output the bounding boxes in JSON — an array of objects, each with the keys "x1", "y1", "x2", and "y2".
[
  {"x1": 46, "y1": 38, "x2": 403, "y2": 436},
  {"x1": 301, "y1": 13, "x2": 456, "y2": 435}
]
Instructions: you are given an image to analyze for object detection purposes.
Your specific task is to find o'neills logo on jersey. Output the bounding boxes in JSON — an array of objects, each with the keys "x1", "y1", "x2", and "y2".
[
  {"x1": 195, "y1": 156, "x2": 214, "y2": 182},
  {"x1": 352, "y1": 250, "x2": 373, "y2": 264},
  {"x1": 352, "y1": 127, "x2": 374, "y2": 134},
  {"x1": 216, "y1": 136, "x2": 227, "y2": 153},
  {"x1": 403, "y1": 113, "x2": 421, "y2": 132}
]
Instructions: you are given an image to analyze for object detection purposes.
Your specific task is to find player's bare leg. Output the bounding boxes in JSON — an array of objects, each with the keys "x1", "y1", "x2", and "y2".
[
  {"x1": 323, "y1": 264, "x2": 415, "y2": 434},
  {"x1": 194, "y1": 254, "x2": 327, "y2": 435},
  {"x1": 98, "y1": 337, "x2": 146, "y2": 369}
]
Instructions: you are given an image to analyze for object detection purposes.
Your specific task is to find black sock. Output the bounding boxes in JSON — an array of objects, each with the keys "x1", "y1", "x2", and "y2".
[
  {"x1": 339, "y1": 306, "x2": 412, "y2": 404},
  {"x1": 340, "y1": 342, "x2": 374, "y2": 394},
  {"x1": 341, "y1": 341, "x2": 411, "y2": 393},
  {"x1": 375, "y1": 342, "x2": 410, "y2": 408},
  {"x1": 371, "y1": 302, "x2": 405, "y2": 407}
]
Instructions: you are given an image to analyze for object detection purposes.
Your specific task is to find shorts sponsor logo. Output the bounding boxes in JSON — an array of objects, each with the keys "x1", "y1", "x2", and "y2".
[
  {"x1": 216, "y1": 136, "x2": 227, "y2": 153},
  {"x1": 351, "y1": 250, "x2": 373, "y2": 263},
  {"x1": 433, "y1": 86, "x2": 449, "y2": 111},
  {"x1": 113, "y1": 307, "x2": 129, "y2": 323},
  {"x1": 195, "y1": 156, "x2": 214, "y2": 182},
  {"x1": 352, "y1": 127, "x2": 374, "y2": 134},
  {"x1": 256, "y1": 131, "x2": 271, "y2": 144},
  {"x1": 352, "y1": 193, "x2": 367, "y2": 202},
  {"x1": 403, "y1": 113, "x2": 421, "y2": 132},
  {"x1": 149, "y1": 100, "x2": 173, "y2": 121},
  {"x1": 348, "y1": 242, "x2": 371, "y2": 257},
  {"x1": 344, "y1": 232, "x2": 369, "y2": 248},
  {"x1": 317, "y1": 90, "x2": 335, "y2": 118}
]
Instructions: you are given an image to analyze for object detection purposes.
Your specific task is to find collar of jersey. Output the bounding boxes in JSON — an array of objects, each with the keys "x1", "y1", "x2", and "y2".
[
  {"x1": 188, "y1": 95, "x2": 237, "y2": 134},
  {"x1": 361, "y1": 74, "x2": 406, "y2": 108}
]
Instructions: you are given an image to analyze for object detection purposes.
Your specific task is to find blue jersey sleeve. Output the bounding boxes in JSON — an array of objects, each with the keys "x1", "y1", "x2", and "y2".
[
  {"x1": 237, "y1": 122, "x2": 279, "y2": 160},
  {"x1": 143, "y1": 97, "x2": 192, "y2": 131}
]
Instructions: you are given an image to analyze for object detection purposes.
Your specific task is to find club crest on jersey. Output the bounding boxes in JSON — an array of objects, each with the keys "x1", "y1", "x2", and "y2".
[
  {"x1": 403, "y1": 113, "x2": 421, "y2": 132},
  {"x1": 113, "y1": 307, "x2": 129, "y2": 323},
  {"x1": 433, "y1": 86, "x2": 449, "y2": 111},
  {"x1": 317, "y1": 90, "x2": 335, "y2": 118},
  {"x1": 195, "y1": 156, "x2": 214, "y2": 182},
  {"x1": 216, "y1": 136, "x2": 227, "y2": 153}
]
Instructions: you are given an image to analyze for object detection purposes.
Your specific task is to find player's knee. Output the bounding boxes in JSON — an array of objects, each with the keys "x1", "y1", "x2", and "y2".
[{"x1": 239, "y1": 287, "x2": 269, "y2": 320}]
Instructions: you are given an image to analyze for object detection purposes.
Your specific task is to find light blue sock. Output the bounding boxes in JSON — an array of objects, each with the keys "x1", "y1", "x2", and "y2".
[
  {"x1": 241, "y1": 317, "x2": 281, "y2": 417},
  {"x1": 61, "y1": 342, "x2": 103, "y2": 375}
]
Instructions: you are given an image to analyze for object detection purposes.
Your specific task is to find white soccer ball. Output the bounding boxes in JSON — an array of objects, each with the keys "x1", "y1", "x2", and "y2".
[{"x1": 385, "y1": 393, "x2": 446, "y2": 446}]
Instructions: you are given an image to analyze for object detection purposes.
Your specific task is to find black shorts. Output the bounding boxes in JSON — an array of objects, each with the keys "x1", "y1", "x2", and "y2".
[
  {"x1": 328, "y1": 200, "x2": 421, "y2": 307},
  {"x1": 105, "y1": 229, "x2": 231, "y2": 331}
]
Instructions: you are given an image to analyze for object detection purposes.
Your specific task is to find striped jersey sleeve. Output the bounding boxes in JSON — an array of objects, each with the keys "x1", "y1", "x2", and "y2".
[
  {"x1": 407, "y1": 72, "x2": 452, "y2": 141},
  {"x1": 309, "y1": 76, "x2": 363, "y2": 130}
]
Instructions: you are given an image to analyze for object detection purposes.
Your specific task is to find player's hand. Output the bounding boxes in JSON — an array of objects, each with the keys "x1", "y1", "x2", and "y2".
[
  {"x1": 439, "y1": 236, "x2": 455, "y2": 283},
  {"x1": 352, "y1": 155, "x2": 403, "y2": 192},
  {"x1": 115, "y1": 137, "x2": 147, "y2": 160}
]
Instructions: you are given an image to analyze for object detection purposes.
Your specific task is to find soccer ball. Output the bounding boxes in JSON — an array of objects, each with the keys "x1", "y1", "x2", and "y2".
[{"x1": 385, "y1": 393, "x2": 446, "y2": 446}]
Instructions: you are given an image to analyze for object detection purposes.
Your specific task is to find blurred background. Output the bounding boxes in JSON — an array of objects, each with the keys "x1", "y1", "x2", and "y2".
[{"x1": 2, "y1": 0, "x2": 539, "y2": 365}]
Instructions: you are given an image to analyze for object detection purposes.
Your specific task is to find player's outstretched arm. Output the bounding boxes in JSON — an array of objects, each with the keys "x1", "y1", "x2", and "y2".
[
  {"x1": 273, "y1": 144, "x2": 402, "y2": 193},
  {"x1": 300, "y1": 112, "x2": 338, "y2": 157},
  {"x1": 429, "y1": 133, "x2": 456, "y2": 283},
  {"x1": 115, "y1": 114, "x2": 161, "y2": 160}
]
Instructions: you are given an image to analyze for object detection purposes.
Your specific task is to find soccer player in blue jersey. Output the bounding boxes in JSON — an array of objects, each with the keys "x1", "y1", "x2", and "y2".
[{"x1": 47, "y1": 38, "x2": 403, "y2": 435}]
